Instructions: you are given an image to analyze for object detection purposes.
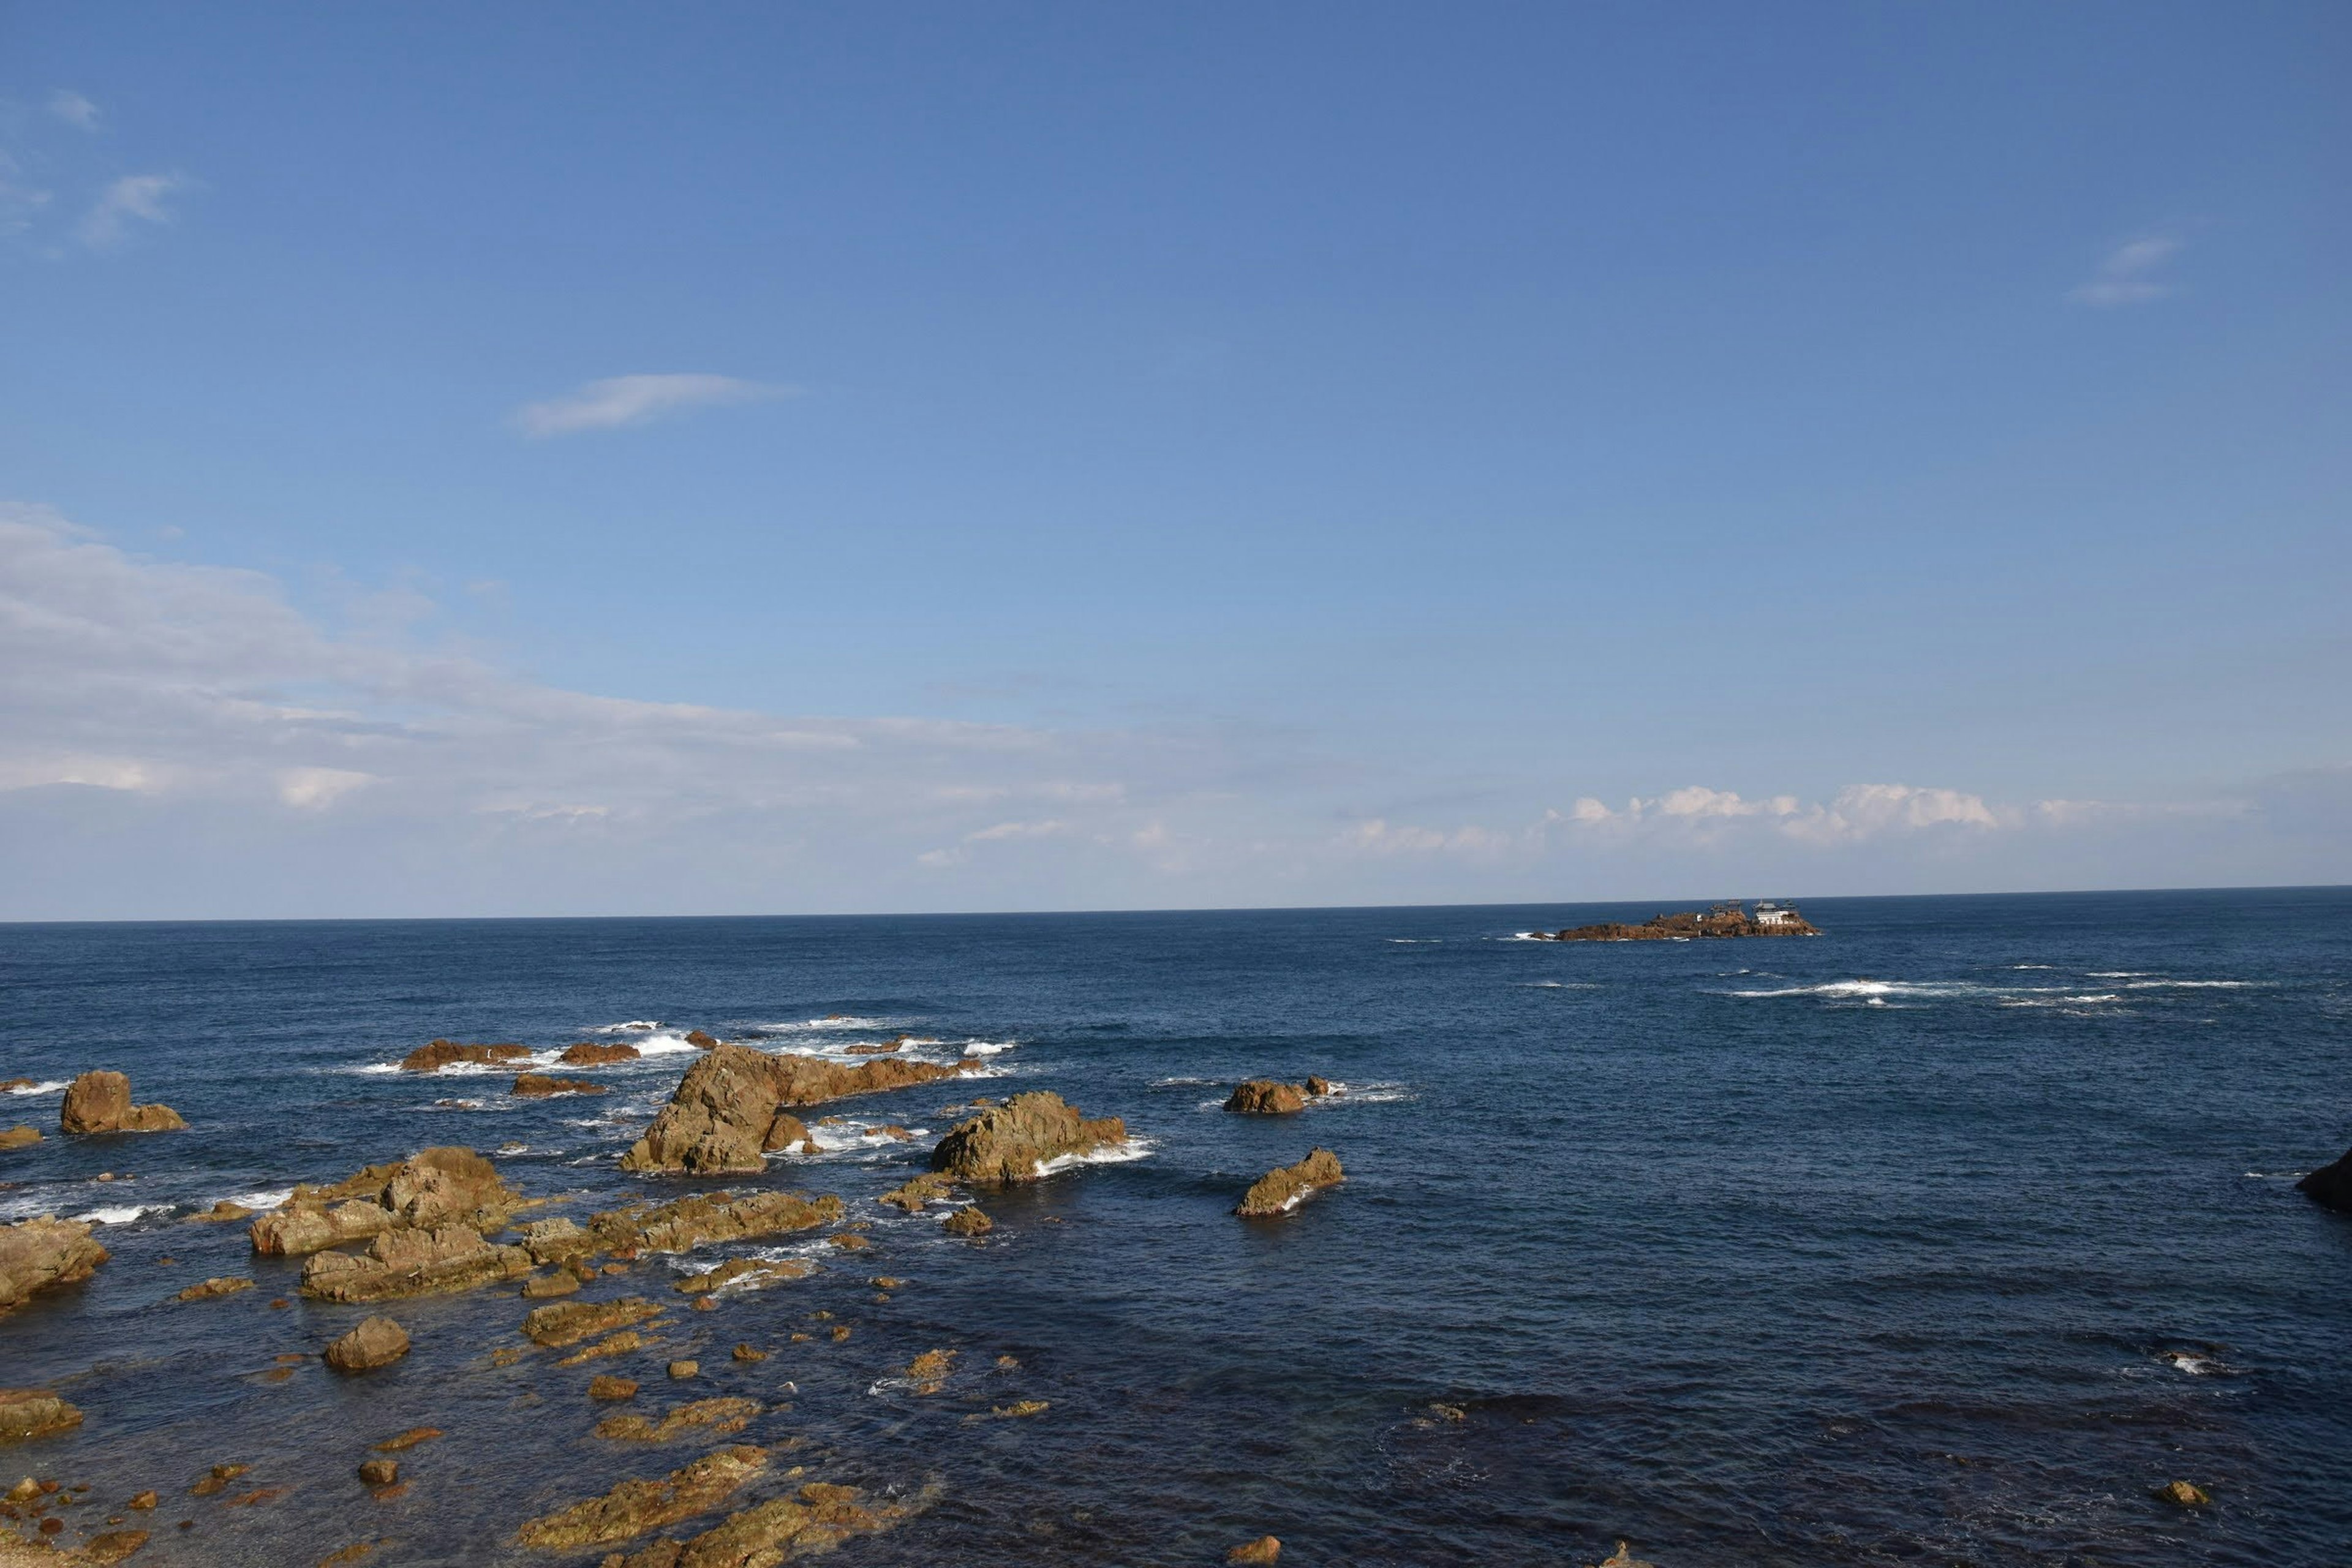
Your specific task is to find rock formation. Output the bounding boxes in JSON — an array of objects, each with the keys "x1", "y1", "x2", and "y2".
[
  {"x1": 0, "y1": 1390, "x2": 83, "y2": 1442},
  {"x1": 673, "y1": 1257, "x2": 816, "y2": 1296},
  {"x1": 2297, "y1": 1145, "x2": 2351, "y2": 1213},
  {"x1": 513, "y1": 1444, "x2": 769, "y2": 1550},
  {"x1": 399, "y1": 1039, "x2": 533, "y2": 1072},
  {"x1": 595, "y1": 1397, "x2": 759, "y2": 1443},
  {"x1": 251, "y1": 1146, "x2": 522, "y2": 1256},
  {"x1": 929, "y1": 1091, "x2": 1126, "y2": 1183},
  {"x1": 323, "y1": 1316, "x2": 412, "y2": 1371},
  {"x1": 1235, "y1": 1148, "x2": 1344, "y2": 1216},
  {"x1": 523, "y1": 1297, "x2": 664, "y2": 1348},
  {"x1": 684, "y1": 1030, "x2": 719, "y2": 1049},
  {"x1": 58, "y1": 1071, "x2": 186, "y2": 1134},
  {"x1": 1225, "y1": 1080, "x2": 1305, "y2": 1115},
  {"x1": 0, "y1": 1127, "x2": 39, "y2": 1152},
  {"x1": 878, "y1": 1173, "x2": 954, "y2": 1211},
  {"x1": 599, "y1": 1478, "x2": 925, "y2": 1566},
  {"x1": 512, "y1": 1074, "x2": 606, "y2": 1098},
  {"x1": 1595, "y1": 1544, "x2": 1660, "y2": 1568},
  {"x1": 1228, "y1": 1537, "x2": 1282, "y2": 1564},
  {"x1": 560, "y1": 1042, "x2": 641, "y2": 1066},
  {"x1": 173, "y1": 1276, "x2": 254, "y2": 1303},
  {"x1": 1531, "y1": 900, "x2": 1819, "y2": 941},
  {"x1": 942, "y1": 1206, "x2": 992, "y2": 1237},
  {"x1": 0, "y1": 1218, "x2": 108, "y2": 1314},
  {"x1": 301, "y1": 1225, "x2": 533, "y2": 1303},
  {"x1": 1305, "y1": 1076, "x2": 1334, "y2": 1096},
  {"x1": 619, "y1": 1043, "x2": 976, "y2": 1174}
]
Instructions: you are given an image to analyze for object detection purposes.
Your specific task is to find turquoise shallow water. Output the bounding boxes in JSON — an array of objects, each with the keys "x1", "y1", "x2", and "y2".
[{"x1": 2, "y1": 888, "x2": 2350, "y2": 1565}]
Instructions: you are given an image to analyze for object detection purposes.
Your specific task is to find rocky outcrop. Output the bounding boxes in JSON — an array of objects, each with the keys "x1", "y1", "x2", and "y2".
[
  {"x1": 173, "y1": 1275, "x2": 254, "y2": 1303},
  {"x1": 0, "y1": 1218, "x2": 108, "y2": 1315},
  {"x1": 58, "y1": 1071, "x2": 186, "y2": 1134},
  {"x1": 301, "y1": 1224, "x2": 532, "y2": 1302},
  {"x1": 187, "y1": 1199, "x2": 253, "y2": 1224},
  {"x1": 930, "y1": 1091, "x2": 1125, "y2": 1183},
  {"x1": 1228, "y1": 1538, "x2": 1283, "y2": 1564},
  {"x1": 1235, "y1": 1148, "x2": 1344, "y2": 1216},
  {"x1": 401, "y1": 1039, "x2": 533, "y2": 1072},
  {"x1": 324, "y1": 1316, "x2": 412, "y2": 1371},
  {"x1": 590, "y1": 1191, "x2": 843, "y2": 1257},
  {"x1": 941, "y1": 1206, "x2": 992, "y2": 1238},
  {"x1": 251, "y1": 1147, "x2": 522, "y2": 1256},
  {"x1": 513, "y1": 1444, "x2": 768, "y2": 1550},
  {"x1": 590, "y1": 1376, "x2": 638, "y2": 1401},
  {"x1": 0, "y1": 1128, "x2": 39, "y2": 1152},
  {"x1": 600, "y1": 1478, "x2": 926, "y2": 1566},
  {"x1": 2297, "y1": 1145, "x2": 2352, "y2": 1213},
  {"x1": 1532, "y1": 901, "x2": 1819, "y2": 941},
  {"x1": 673, "y1": 1258, "x2": 816, "y2": 1297},
  {"x1": 1225, "y1": 1080, "x2": 1306, "y2": 1115},
  {"x1": 684, "y1": 1030, "x2": 719, "y2": 1049},
  {"x1": 513, "y1": 1074, "x2": 605, "y2": 1098},
  {"x1": 523, "y1": 1297, "x2": 664, "y2": 1348},
  {"x1": 560, "y1": 1042, "x2": 641, "y2": 1066},
  {"x1": 0, "y1": 1390, "x2": 83, "y2": 1442},
  {"x1": 878, "y1": 1173, "x2": 953, "y2": 1212},
  {"x1": 619, "y1": 1044, "x2": 976, "y2": 1175},
  {"x1": 595, "y1": 1397, "x2": 759, "y2": 1443},
  {"x1": 2154, "y1": 1480, "x2": 2211, "y2": 1508}
]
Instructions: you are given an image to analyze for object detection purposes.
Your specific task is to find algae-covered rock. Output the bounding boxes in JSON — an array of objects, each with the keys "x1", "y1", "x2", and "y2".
[
  {"x1": 0, "y1": 1389, "x2": 83, "y2": 1442},
  {"x1": 524, "y1": 1297, "x2": 664, "y2": 1348},
  {"x1": 513, "y1": 1444, "x2": 767, "y2": 1550}
]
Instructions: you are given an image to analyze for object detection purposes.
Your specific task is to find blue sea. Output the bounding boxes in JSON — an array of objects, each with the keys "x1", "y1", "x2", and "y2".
[{"x1": 2, "y1": 888, "x2": 2349, "y2": 1566}]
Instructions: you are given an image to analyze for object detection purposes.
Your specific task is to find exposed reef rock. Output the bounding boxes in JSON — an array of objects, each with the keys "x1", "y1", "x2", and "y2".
[
  {"x1": 595, "y1": 1398, "x2": 759, "y2": 1444},
  {"x1": 0, "y1": 1128, "x2": 39, "y2": 1152},
  {"x1": 514, "y1": 1074, "x2": 606, "y2": 1098},
  {"x1": 301, "y1": 1225, "x2": 532, "y2": 1303},
  {"x1": 620, "y1": 1044, "x2": 976, "y2": 1175},
  {"x1": 513, "y1": 1444, "x2": 769, "y2": 1550},
  {"x1": 587, "y1": 1191, "x2": 843, "y2": 1259},
  {"x1": 1529, "y1": 900, "x2": 1819, "y2": 941},
  {"x1": 400, "y1": 1040, "x2": 533, "y2": 1073},
  {"x1": 1227, "y1": 1537, "x2": 1283, "y2": 1564},
  {"x1": 941, "y1": 1207, "x2": 992, "y2": 1238},
  {"x1": 0, "y1": 1390, "x2": 83, "y2": 1442},
  {"x1": 1235, "y1": 1148, "x2": 1344, "y2": 1217},
  {"x1": 1224, "y1": 1080, "x2": 1320, "y2": 1115},
  {"x1": 673, "y1": 1258, "x2": 816, "y2": 1297},
  {"x1": 2297, "y1": 1145, "x2": 2352, "y2": 1213},
  {"x1": 252, "y1": 1147, "x2": 523, "y2": 1257},
  {"x1": 324, "y1": 1316, "x2": 412, "y2": 1371},
  {"x1": 1594, "y1": 1545, "x2": 1660, "y2": 1568},
  {"x1": 524, "y1": 1297, "x2": 665, "y2": 1348},
  {"x1": 173, "y1": 1275, "x2": 254, "y2": 1303},
  {"x1": 600, "y1": 1477, "x2": 927, "y2": 1566},
  {"x1": 878, "y1": 1174, "x2": 953, "y2": 1212},
  {"x1": 1, "y1": 1218, "x2": 109, "y2": 1315},
  {"x1": 58, "y1": 1071, "x2": 185, "y2": 1134},
  {"x1": 562, "y1": 1042, "x2": 642, "y2": 1066},
  {"x1": 187, "y1": 1200, "x2": 253, "y2": 1224},
  {"x1": 929, "y1": 1091, "x2": 1126, "y2": 1183},
  {"x1": 684, "y1": 1031, "x2": 719, "y2": 1049}
]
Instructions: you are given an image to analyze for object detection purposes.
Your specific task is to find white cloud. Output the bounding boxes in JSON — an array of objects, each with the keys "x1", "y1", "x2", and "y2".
[
  {"x1": 512, "y1": 374, "x2": 793, "y2": 437},
  {"x1": 1554, "y1": 782, "x2": 1999, "y2": 845},
  {"x1": 77, "y1": 172, "x2": 186, "y2": 249},
  {"x1": 278, "y1": 767, "x2": 372, "y2": 810},
  {"x1": 48, "y1": 90, "x2": 100, "y2": 130},
  {"x1": 0, "y1": 153, "x2": 53, "y2": 234},
  {"x1": 1341, "y1": 818, "x2": 1516, "y2": 856},
  {"x1": 2070, "y1": 233, "x2": 2183, "y2": 307}
]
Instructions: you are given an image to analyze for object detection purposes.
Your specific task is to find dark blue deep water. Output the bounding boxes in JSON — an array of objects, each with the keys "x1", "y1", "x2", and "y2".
[{"x1": 3, "y1": 889, "x2": 2349, "y2": 1566}]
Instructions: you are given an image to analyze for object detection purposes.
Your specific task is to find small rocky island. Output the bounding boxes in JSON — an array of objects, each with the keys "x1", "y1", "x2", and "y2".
[{"x1": 1526, "y1": 899, "x2": 1819, "y2": 941}]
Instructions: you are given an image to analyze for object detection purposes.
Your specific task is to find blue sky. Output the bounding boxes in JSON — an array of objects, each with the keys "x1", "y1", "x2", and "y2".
[{"x1": 2, "y1": 3, "x2": 2346, "y2": 917}]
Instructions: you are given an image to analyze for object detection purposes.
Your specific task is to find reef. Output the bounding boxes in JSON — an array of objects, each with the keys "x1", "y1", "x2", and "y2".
[
  {"x1": 251, "y1": 1146, "x2": 524, "y2": 1257},
  {"x1": 58, "y1": 1071, "x2": 186, "y2": 1134},
  {"x1": 560, "y1": 1042, "x2": 642, "y2": 1066},
  {"x1": 1527, "y1": 900, "x2": 1819, "y2": 941},
  {"x1": 400, "y1": 1039, "x2": 535, "y2": 1072},
  {"x1": 620, "y1": 1044, "x2": 976, "y2": 1175},
  {"x1": 929, "y1": 1091, "x2": 1126, "y2": 1183},
  {"x1": 513, "y1": 1444, "x2": 769, "y2": 1550},
  {"x1": 1235, "y1": 1148, "x2": 1344, "y2": 1217}
]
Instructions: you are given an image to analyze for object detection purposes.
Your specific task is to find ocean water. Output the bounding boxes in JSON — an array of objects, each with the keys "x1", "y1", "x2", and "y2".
[{"x1": 2, "y1": 888, "x2": 2348, "y2": 1566}]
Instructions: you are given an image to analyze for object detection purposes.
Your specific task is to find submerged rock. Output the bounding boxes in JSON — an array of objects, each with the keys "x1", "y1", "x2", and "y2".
[
  {"x1": 0, "y1": 1127, "x2": 39, "y2": 1152},
  {"x1": 941, "y1": 1207, "x2": 992, "y2": 1238},
  {"x1": 187, "y1": 1200, "x2": 254, "y2": 1224},
  {"x1": 373, "y1": 1428, "x2": 443, "y2": 1452},
  {"x1": 619, "y1": 1045, "x2": 976, "y2": 1175},
  {"x1": 561, "y1": 1042, "x2": 642, "y2": 1066},
  {"x1": 514, "y1": 1074, "x2": 606, "y2": 1098},
  {"x1": 590, "y1": 1376, "x2": 639, "y2": 1401},
  {"x1": 513, "y1": 1443, "x2": 768, "y2": 1550},
  {"x1": 524, "y1": 1297, "x2": 664, "y2": 1348},
  {"x1": 2154, "y1": 1480, "x2": 2211, "y2": 1508},
  {"x1": 251, "y1": 1147, "x2": 522, "y2": 1257},
  {"x1": 58, "y1": 1072, "x2": 186, "y2": 1134},
  {"x1": 594, "y1": 1397, "x2": 759, "y2": 1443},
  {"x1": 1227, "y1": 1537, "x2": 1282, "y2": 1564},
  {"x1": 1594, "y1": 1545, "x2": 1660, "y2": 1568},
  {"x1": 324, "y1": 1316, "x2": 412, "y2": 1372},
  {"x1": 0, "y1": 1390, "x2": 83, "y2": 1442},
  {"x1": 300, "y1": 1224, "x2": 532, "y2": 1302},
  {"x1": 599, "y1": 1477, "x2": 927, "y2": 1567},
  {"x1": 0, "y1": 1218, "x2": 109, "y2": 1315},
  {"x1": 878, "y1": 1173, "x2": 953, "y2": 1212},
  {"x1": 358, "y1": 1458, "x2": 399, "y2": 1487},
  {"x1": 2297, "y1": 1145, "x2": 2352, "y2": 1213},
  {"x1": 673, "y1": 1258, "x2": 816, "y2": 1297},
  {"x1": 1224, "y1": 1080, "x2": 1306, "y2": 1115},
  {"x1": 587, "y1": 1191, "x2": 843, "y2": 1259},
  {"x1": 173, "y1": 1276, "x2": 254, "y2": 1303},
  {"x1": 399, "y1": 1040, "x2": 532, "y2": 1073},
  {"x1": 1234, "y1": 1148, "x2": 1344, "y2": 1217},
  {"x1": 929, "y1": 1091, "x2": 1126, "y2": 1183}
]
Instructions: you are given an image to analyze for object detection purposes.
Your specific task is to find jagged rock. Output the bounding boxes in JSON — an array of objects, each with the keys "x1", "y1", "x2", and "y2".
[
  {"x1": 929, "y1": 1091, "x2": 1125, "y2": 1183},
  {"x1": 252, "y1": 1147, "x2": 522, "y2": 1257},
  {"x1": 1235, "y1": 1148, "x2": 1344, "y2": 1217},
  {"x1": 519, "y1": 1218, "x2": 594, "y2": 1266},
  {"x1": 590, "y1": 1376, "x2": 639, "y2": 1401},
  {"x1": 173, "y1": 1276, "x2": 254, "y2": 1303},
  {"x1": 0, "y1": 1080, "x2": 28, "y2": 1093},
  {"x1": 512, "y1": 1444, "x2": 768, "y2": 1550},
  {"x1": 300, "y1": 1224, "x2": 532, "y2": 1302},
  {"x1": 514, "y1": 1074, "x2": 606, "y2": 1098},
  {"x1": 355, "y1": 1459, "x2": 398, "y2": 1487},
  {"x1": 524, "y1": 1297, "x2": 664, "y2": 1348},
  {"x1": 58, "y1": 1072, "x2": 185, "y2": 1134},
  {"x1": 0, "y1": 1128, "x2": 38, "y2": 1152},
  {"x1": 1304, "y1": 1076, "x2": 1334, "y2": 1097},
  {"x1": 2297, "y1": 1145, "x2": 2352, "y2": 1213},
  {"x1": 186, "y1": 1200, "x2": 252, "y2": 1224},
  {"x1": 1228, "y1": 1537, "x2": 1282, "y2": 1564},
  {"x1": 941, "y1": 1207, "x2": 992, "y2": 1238},
  {"x1": 826, "y1": 1233, "x2": 869, "y2": 1252},
  {"x1": 598, "y1": 1477, "x2": 925, "y2": 1567},
  {"x1": 0, "y1": 1218, "x2": 108, "y2": 1315},
  {"x1": 673, "y1": 1259, "x2": 815, "y2": 1297},
  {"x1": 760, "y1": 1112, "x2": 809, "y2": 1155},
  {"x1": 595, "y1": 1398, "x2": 759, "y2": 1444},
  {"x1": 2154, "y1": 1480, "x2": 2211, "y2": 1508},
  {"x1": 399, "y1": 1040, "x2": 532, "y2": 1073},
  {"x1": 324, "y1": 1316, "x2": 411, "y2": 1372},
  {"x1": 1224, "y1": 1080, "x2": 1306, "y2": 1115},
  {"x1": 587, "y1": 1191, "x2": 843, "y2": 1258},
  {"x1": 903, "y1": 1348, "x2": 955, "y2": 1393},
  {"x1": 878, "y1": 1174, "x2": 953, "y2": 1212},
  {"x1": 0, "y1": 1390, "x2": 83, "y2": 1442},
  {"x1": 523, "y1": 1271, "x2": 582, "y2": 1299},
  {"x1": 561, "y1": 1042, "x2": 642, "y2": 1066},
  {"x1": 620, "y1": 1045, "x2": 974, "y2": 1175},
  {"x1": 559, "y1": 1330, "x2": 650, "y2": 1368}
]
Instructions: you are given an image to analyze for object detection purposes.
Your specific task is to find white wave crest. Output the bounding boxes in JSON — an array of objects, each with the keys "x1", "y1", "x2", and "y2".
[
  {"x1": 4, "y1": 1079, "x2": 67, "y2": 1096},
  {"x1": 227, "y1": 1187, "x2": 293, "y2": 1211},
  {"x1": 75, "y1": 1203, "x2": 167, "y2": 1225},
  {"x1": 759, "y1": 1016, "x2": 884, "y2": 1033},
  {"x1": 586, "y1": 1020, "x2": 663, "y2": 1033},
  {"x1": 2124, "y1": 979, "x2": 2259, "y2": 989},
  {"x1": 1033, "y1": 1136, "x2": 1155, "y2": 1177}
]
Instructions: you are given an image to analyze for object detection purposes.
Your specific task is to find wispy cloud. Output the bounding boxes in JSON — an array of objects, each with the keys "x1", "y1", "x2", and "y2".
[
  {"x1": 0, "y1": 153, "x2": 51, "y2": 235},
  {"x1": 48, "y1": 89, "x2": 100, "y2": 131},
  {"x1": 77, "y1": 172, "x2": 187, "y2": 249},
  {"x1": 512, "y1": 374, "x2": 794, "y2": 437},
  {"x1": 2070, "y1": 232, "x2": 2184, "y2": 307}
]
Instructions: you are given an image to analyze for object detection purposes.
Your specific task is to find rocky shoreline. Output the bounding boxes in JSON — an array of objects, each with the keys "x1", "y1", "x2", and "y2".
[{"x1": 1525, "y1": 900, "x2": 1820, "y2": 941}]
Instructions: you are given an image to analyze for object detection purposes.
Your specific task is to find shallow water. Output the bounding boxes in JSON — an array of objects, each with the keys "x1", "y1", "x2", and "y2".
[{"x1": 2, "y1": 888, "x2": 2349, "y2": 1565}]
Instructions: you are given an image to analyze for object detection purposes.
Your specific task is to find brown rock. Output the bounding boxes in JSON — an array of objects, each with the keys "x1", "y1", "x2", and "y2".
[
  {"x1": 760, "y1": 1110, "x2": 810, "y2": 1154},
  {"x1": 558, "y1": 1330, "x2": 651, "y2": 1368},
  {"x1": 1304, "y1": 1076, "x2": 1334, "y2": 1098},
  {"x1": 251, "y1": 1146, "x2": 522, "y2": 1257},
  {"x1": 0, "y1": 1127, "x2": 39, "y2": 1152},
  {"x1": 673, "y1": 1257, "x2": 816, "y2": 1297},
  {"x1": 589, "y1": 1376, "x2": 639, "y2": 1401},
  {"x1": 0, "y1": 1389, "x2": 83, "y2": 1442},
  {"x1": 59, "y1": 1072, "x2": 186, "y2": 1134},
  {"x1": 186, "y1": 1200, "x2": 254, "y2": 1224},
  {"x1": 83, "y1": 1531, "x2": 150, "y2": 1564},
  {"x1": 691, "y1": 1297, "x2": 717, "y2": 1313},
  {"x1": 584, "y1": 1190, "x2": 843, "y2": 1259},
  {"x1": 684, "y1": 1030, "x2": 718, "y2": 1049},
  {"x1": 323, "y1": 1316, "x2": 411, "y2": 1372},
  {"x1": 929, "y1": 1091, "x2": 1126, "y2": 1184},
  {"x1": 666, "y1": 1360, "x2": 698, "y2": 1379},
  {"x1": 512, "y1": 1444, "x2": 767, "y2": 1549},
  {"x1": 826, "y1": 1233, "x2": 870, "y2": 1252},
  {"x1": 190, "y1": 1463, "x2": 249, "y2": 1496},
  {"x1": 731, "y1": 1344, "x2": 766, "y2": 1363},
  {"x1": 0, "y1": 1080, "x2": 29, "y2": 1093},
  {"x1": 398, "y1": 1040, "x2": 532, "y2": 1073},
  {"x1": 595, "y1": 1396, "x2": 758, "y2": 1444},
  {"x1": 619, "y1": 1044, "x2": 975, "y2": 1175},
  {"x1": 356, "y1": 1459, "x2": 398, "y2": 1487},
  {"x1": 1228, "y1": 1536, "x2": 1282, "y2": 1564},
  {"x1": 173, "y1": 1276, "x2": 254, "y2": 1303},
  {"x1": 941, "y1": 1207, "x2": 992, "y2": 1238},
  {"x1": 1235, "y1": 1148, "x2": 1344, "y2": 1217},
  {"x1": 903, "y1": 1348, "x2": 955, "y2": 1393},
  {"x1": 560, "y1": 1042, "x2": 641, "y2": 1066},
  {"x1": 2155, "y1": 1480, "x2": 2211, "y2": 1507},
  {"x1": 300, "y1": 1224, "x2": 532, "y2": 1302},
  {"x1": 127, "y1": 1491, "x2": 158, "y2": 1509},
  {"x1": 0, "y1": 1218, "x2": 110, "y2": 1316},
  {"x1": 513, "y1": 1074, "x2": 606, "y2": 1098},
  {"x1": 1224, "y1": 1080, "x2": 1306, "y2": 1115},
  {"x1": 524, "y1": 1297, "x2": 664, "y2": 1347},
  {"x1": 1595, "y1": 1543, "x2": 1660, "y2": 1568},
  {"x1": 372, "y1": 1428, "x2": 442, "y2": 1452},
  {"x1": 878, "y1": 1173, "x2": 953, "y2": 1212},
  {"x1": 597, "y1": 1477, "x2": 924, "y2": 1566},
  {"x1": 990, "y1": 1400, "x2": 1049, "y2": 1419},
  {"x1": 522, "y1": 1270, "x2": 582, "y2": 1298}
]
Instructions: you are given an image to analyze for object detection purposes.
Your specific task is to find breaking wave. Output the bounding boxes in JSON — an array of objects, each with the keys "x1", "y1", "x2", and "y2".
[
  {"x1": 3, "y1": 1079, "x2": 67, "y2": 1096},
  {"x1": 1035, "y1": 1137, "x2": 1156, "y2": 1177}
]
